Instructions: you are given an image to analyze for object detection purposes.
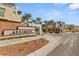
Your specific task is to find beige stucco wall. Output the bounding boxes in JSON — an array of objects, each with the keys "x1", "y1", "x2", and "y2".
[{"x1": 0, "y1": 4, "x2": 21, "y2": 22}]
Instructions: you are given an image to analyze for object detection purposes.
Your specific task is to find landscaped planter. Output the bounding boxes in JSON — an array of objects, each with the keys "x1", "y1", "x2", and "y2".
[{"x1": 0, "y1": 38, "x2": 49, "y2": 56}]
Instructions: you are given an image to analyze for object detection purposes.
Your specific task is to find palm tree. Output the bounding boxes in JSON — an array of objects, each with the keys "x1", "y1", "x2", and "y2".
[
  {"x1": 32, "y1": 19, "x2": 37, "y2": 23},
  {"x1": 21, "y1": 13, "x2": 32, "y2": 26},
  {"x1": 17, "y1": 10, "x2": 22, "y2": 15},
  {"x1": 36, "y1": 17, "x2": 42, "y2": 24}
]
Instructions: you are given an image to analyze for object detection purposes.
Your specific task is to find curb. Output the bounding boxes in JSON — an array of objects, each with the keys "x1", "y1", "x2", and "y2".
[{"x1": 27, "y1": 35, "x2": 63, "y2": 56}]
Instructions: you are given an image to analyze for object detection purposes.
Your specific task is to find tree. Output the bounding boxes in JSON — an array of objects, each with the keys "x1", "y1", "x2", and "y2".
[
  {"x1": 43, "y1": 20, "x2": 55, "y2": 33},
  {"x1": 48, "y1": 20, "x2": 54, "y2": 25},
  {"x1": 56, "y1": 21, "x2": 65, "y2": 32},
  {"x1": 43, "y1": 20, "x2": 48, "y2": 32},
  {"x1": 57, "y1": 21, "x2": 63, "y2": 27},
  {"x1": 36, "y1": 17, "x2": 42, "y2": 24},
  {"x1": 17, "y1": 10, "x2": 22, "y2": 15},
  {"x1": 44, "y1": 20, "x2": 47, "y2": 24},
  {"x1": 44, "y1": 20, "x2": 48, "y2": 24},
  {"x1": 47, "y1": 20, "x2": 56, "y2": 32},
  {"x1": 21, "y1": 13, "x2": 32, "y2": 25},
  {"x1": 67, "y1": 24, "x2": 75, "y2": 32},
  {"x1": 32, "y1": 19, "x2": 37, "y2": 23}
]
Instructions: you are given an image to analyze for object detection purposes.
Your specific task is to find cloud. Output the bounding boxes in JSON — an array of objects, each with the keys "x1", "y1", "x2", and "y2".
[
  {"x1": 33, "y1": 9, "x2": 61, "y2": 20},
  {"x1": 46, "y1": 10, "x2": 60, "y2": 16},
  {"x1": 53, "y1": 3, "x2": 67, "y2": 6},
  {"x1": 69, "y1": 3, "x2": 79, "y2": 11},
  {"x1": 43, "y1": 10, "x2": 62, "y2": 20},
  {"x1": 68, "y1": 10, "x2": 78, "y2": 15}
]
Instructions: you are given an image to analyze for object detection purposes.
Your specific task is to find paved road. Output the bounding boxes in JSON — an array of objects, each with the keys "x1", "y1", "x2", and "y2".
[{"x1": 47, "y1": 32, "x2": 79, "y2": 56}]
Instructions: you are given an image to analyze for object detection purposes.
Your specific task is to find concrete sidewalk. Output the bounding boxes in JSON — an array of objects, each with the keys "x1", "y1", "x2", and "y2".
[
  {"x1": 0, "y1": 35, "x2": 43, "y2": 47},
  {"x1": 0, "y1": 34, "x2": 64, "y2": 56},
  {"x1": 27, "y1": 35, "x2": 64, "y2": 56}
]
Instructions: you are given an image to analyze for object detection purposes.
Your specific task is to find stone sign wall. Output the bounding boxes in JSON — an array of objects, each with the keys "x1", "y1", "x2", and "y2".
[{"x1": 3, "y1": 29, "x2": 35, "y2": 36}]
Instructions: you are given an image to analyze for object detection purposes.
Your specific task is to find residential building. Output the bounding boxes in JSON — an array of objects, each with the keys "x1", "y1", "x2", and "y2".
[
  {"x1": 0, "y1": 3, "x2": 22, "y2": 36},
  {"x1": 0, "y1": 3, "x2": 35, "y2": 36}
]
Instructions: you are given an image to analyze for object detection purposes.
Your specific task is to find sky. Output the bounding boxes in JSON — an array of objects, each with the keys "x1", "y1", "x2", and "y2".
[{"x1": 16, "y1": 3, "x2": 79, "y2": 26}]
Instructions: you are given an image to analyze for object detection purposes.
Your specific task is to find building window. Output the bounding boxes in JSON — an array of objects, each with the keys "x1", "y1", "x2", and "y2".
[
  {"x1": 0, "y1": 7, "x2": 6, "y2": 17},
  {"x1": 13, "y1": 11, "x2": 16, "y2": 16}
]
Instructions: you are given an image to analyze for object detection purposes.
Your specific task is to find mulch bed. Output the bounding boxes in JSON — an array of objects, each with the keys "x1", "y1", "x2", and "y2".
[{"x1": 0, "y1": 38, "x2": 49, "y2": 56}]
